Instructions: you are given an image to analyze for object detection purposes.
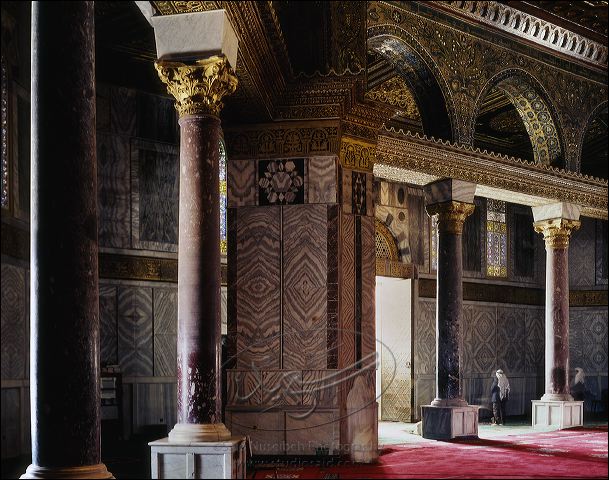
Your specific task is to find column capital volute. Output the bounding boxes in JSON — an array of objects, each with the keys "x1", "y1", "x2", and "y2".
[
  {"x1": 425, "y1": 201, "x2": 475, "y2": 235},
  {"x1": 533, "y1": 218, "x2": 581, "y2": 249},
  {"x1": 155, "y1": 55, "x2": 238, "y2": 118}
]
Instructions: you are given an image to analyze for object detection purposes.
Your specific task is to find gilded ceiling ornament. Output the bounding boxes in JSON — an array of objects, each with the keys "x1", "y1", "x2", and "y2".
[
  {"x1": 155, "y1": 55, "x2": 238, "y2": 117},
  {"x1": 425, "y1": 201, "x2": 476, "y2": 235},
  {"x1": 365, "y1": 75, "x2": 421, "y2": 120},
  {"x1": 533, "y1": 218, "x2": 581, "y2": 249},
  {"x1": 339, "y1": 136, "x2": 376, "y2": 172}
]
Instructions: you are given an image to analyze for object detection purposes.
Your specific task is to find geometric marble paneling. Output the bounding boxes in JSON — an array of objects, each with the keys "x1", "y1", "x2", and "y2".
[
  {"x1": 97, "y1": 133, "x2": 130, "y2": 248},
  {"x1": 131, "y1": 139, "x2": 179, "y2": 252},
  {"x1": 308, "y1": 156, "x2": 336, "y2": 204},
  {"x1": 99, "y1": 285, "x2": 118, "y2": 366},
  {"x1": 496, "y1": 306, "x2": 526, "y2": 374},
  {"x1": 462, "y1": 304, "x2": 497, "y2": 375},
  {"x1": 596, "y1": 219, "x2": 608, "y2": 285},
  {"x1": 117, "y1": 287, "x2": 153, "y2": 376},
  {"x1": 302, "y1": 370, "x2": 339, "y2": 407},
  {"x1": 327, "y1": 205, "x2": 340, "y2": 369},
  {"x1": 525, "y1": 307, "x2": 545, "y2": 374},
  {"x1": 570, "y1": 307, "x2": 608, "y2": 375},
  {"x1": 1, "y1": 264, "x2": 26, "y2": 379},
  {"x1": 414, "y1": 298, "x2": 435, "y2": 375},
  {"x1": 227, "y1": 159, "x2": 256, "y2": 207},
  {"x1": 341, "y1": 167, "x2": 353, "y2": 214},
  {"x1": 352, "y1": 171, "x2": 366, "y2": 216},
  {"x1": 569, "y1": 217, "x2": 596, "y2": 288},
  {"x1": 282, "y1": 205, "x2": 327, "y2": 370},
  {"x1": 236, "y1": 207, "x2": 281, "y2": 369},
  {"x1": 153, "y1": 288, "x2": 177, "y2": 377},
  {"x1": 258, "y1": 158, "x2": 305, "y2": 206}
]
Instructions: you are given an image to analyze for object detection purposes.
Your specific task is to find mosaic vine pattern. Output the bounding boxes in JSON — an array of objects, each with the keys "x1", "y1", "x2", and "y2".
[
  {"x1": 219, "y1": 138, "x2": 227, "y2": 255},
  {"x1": 486, "y1": 199, "x2": 507, "y2": 277}
]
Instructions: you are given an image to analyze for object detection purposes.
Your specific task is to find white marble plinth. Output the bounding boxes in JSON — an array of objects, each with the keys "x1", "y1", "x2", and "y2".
[
  {"x1": 421, "y1": 405, "x2": 480, "y2": 440},
  {"x1": 531, "y1": 400, "x2": 584, "y2": 430},
  {"x1": 149, "y1": 436, "x2": 246, "y2": 479}
]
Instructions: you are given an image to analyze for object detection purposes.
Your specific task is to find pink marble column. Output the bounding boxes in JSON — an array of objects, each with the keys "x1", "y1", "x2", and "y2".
[
  {"x1": 534, "y1": 216, "x2": 581, "y2": 401},
  {"x1": 155, "y1": 56, "x2": 237, "y2": 442}
]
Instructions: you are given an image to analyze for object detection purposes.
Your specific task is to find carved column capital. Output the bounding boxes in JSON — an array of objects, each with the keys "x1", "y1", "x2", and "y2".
[
  {"x1": 534, "y1": 218, "x2": 581, "y2": 249},
  {"x1": 154, "y1": 55, "x2": 238, "y2": 117},
  {"x1": 426, "y1": 201, "x2": 475, "y2": 235}
]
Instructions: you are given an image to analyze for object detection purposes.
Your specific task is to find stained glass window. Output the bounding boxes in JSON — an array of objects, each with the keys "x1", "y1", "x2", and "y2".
[
  {"x1": 219, "y1": 138, "x2": 227, "y2": 255},
  {"x1": 431, "y1": 214, "x2": 438, "y2": 272},
  {"x1": 1, "y1": 57, "x2": 9, "y2": 209},
  {"x1": 486, "y1": 199, "x2": 507, "y2": 277}
]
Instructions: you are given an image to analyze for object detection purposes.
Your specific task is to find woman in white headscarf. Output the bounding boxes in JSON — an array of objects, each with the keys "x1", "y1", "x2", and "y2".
[
  {"x1": 571, "y1": 367, "x2": 586, "y2": 401},
  {"x1": 491, "y1": 369, "x2": 510, "y2": 425}
]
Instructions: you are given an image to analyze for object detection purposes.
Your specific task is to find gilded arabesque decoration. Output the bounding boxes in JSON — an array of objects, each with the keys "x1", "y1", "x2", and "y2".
[
  {"x1": 533, "y1": 218, "x2": 581, "y2": 249},
  {"x1": 339, "y1": 136, "x2": 376, "y2": 172}
]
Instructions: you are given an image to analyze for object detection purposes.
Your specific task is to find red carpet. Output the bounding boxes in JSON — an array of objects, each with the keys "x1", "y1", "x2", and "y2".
[{"x1": 251, "y1": 426, "x2": 608, "y2": 479}]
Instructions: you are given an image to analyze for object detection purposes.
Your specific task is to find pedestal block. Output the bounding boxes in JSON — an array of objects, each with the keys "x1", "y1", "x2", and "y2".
[
  {"x1": 531, "y1": 400, "x2": 583, "y2": 430},
  {"x1": 421, "y1": 405, "x2": 480, "y2": 440},
  {"x1": 149, "y1": 437, "x2": 246, "y2": 479}
]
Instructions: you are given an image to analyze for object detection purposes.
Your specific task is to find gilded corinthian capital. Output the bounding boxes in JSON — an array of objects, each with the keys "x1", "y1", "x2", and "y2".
[
  {"x1": 426, "y1": 201, "x2": 475, "y2": 235},
  {"x1": 534, "y1": 218, "x2": 581, "y2": 249},
  {"x1": 154, "y1": 55, "x2": 238, "y2": 117}
]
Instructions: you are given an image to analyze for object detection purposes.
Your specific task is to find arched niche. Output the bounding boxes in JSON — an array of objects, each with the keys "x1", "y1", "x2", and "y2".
[
  {"x1": 581, "y1": 103, "x2": 608, "y2": 180},
  {"x1": 375, "y1": 218, "x2": 400, "y2": 262},
  {"x1": 367, "y1": 33, "x2": 455, "y2": 142},
  {"x1": 473, "y1": 70, "x2": 564, "y2": 167}
]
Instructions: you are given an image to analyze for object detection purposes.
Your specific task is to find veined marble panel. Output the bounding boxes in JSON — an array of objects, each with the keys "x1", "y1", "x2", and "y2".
[
  {"x1": 360, "y1": 216, "x2": 376, "y2": 369},
  {"x1": 596, "y1": 220, "x2": 608, "y2": 285},
  {"x1": 366, "y1": 173, "x2": 374, "y2": 217},
  {"x1": 341, "y1": 167, "x2": 353, "y2": 214},
  {"x1": 308, "y1": 156, "x2": 337, "y2": 204},
  {"x1": 227, "y1": 159, "x2": 256, "y2": 207},
  {"x1": 97, "y1": 133, "x2": 130, "y2": 248},
  {"x1": 525, "y1": 308, "x2": 545, "y2": 373},
  {"x1": 570, "y1": 307, "x2": 608, "y2": 374},
  {"x1": 262, "y1": 370, "x2": 302, "y2": 406},
  {"x1": 302, "y1": 370, "x2": 339, "y2": 407},
  {"x1": 496, "y1": 306, "x2": 526, "y2": 374},
  {"x1": 569, "y1": 217, "x2": 596, "y2": 288},
  {"x1": 117, "y1": 287, "x2": 153, "y2": 376},
  {"x1": 153, "y1": 288, "x2": 177, "y2": 377},
  {"x1": 414, "y1": 299, "x2": 435, "y2": 375},
  {"x1": 99, "y1": 285, "x2": 118, "y2": 366},
  {"x1": 226, "y1": 370, "x2": 262, "y2": 406},
  {"x1": 227, "y1": 412, "x2": 284, "y2": 455},
  {"x1": 462, "y1": 304, "x2": 497, "y2": 375},
  {"x1": 285, "y1": 411, "x2": 340, "y2": 455},
  {"x1": 136, "y1": 91, "x2": 178, "y2": 144},
  {"x1": 133, "y1": 382, "x2": 175, "y2": 433},
  {"x1": 407, "y1": 189, "x2": 427, "y2": 268},
  {"x1": 110, "y1": 86, "x2": 136, "y2": 137},
  {"x1": 236, "y1": 207, "x2": 281, "y2": 369},
  {"x1": 327, "y1": 205, "x2": 340, "y2": 369},
  {"x1": 1, "y1": 264, "x2": 26, "y2": 379},
  {"x1": 339, "y1": 214, "x2": 356, "y2": 369}
]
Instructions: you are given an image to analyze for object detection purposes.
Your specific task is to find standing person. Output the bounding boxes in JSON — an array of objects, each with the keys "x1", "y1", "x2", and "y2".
[
  {"x1": 491, "y1": 369, "x2": 510, "y2": 425},
  {"x1": 571, "y1": 367, "x2": 586, "y2": 402}
]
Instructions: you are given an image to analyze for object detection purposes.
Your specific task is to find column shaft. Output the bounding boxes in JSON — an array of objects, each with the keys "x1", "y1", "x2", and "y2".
[
  {"x1": 177, "y1": 114, "x2": 222, "y2": 425},
  {"x1": 25, "y1": 2, "x2": 111, "y2": 478},
  {"x1": 436, "y1": 228, "x2": 463, "y2": 401}
]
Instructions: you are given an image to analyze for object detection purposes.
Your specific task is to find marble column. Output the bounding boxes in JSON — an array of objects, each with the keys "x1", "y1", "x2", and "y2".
[
  {"x1": 22, "y1": 2, "x2": 112, "y2": 478},
  {"x1": 155, "y1": 56, "x2": 237, "y2": 442},
  {"x1": 421, "y1": 179, "x2": 479, "y2": 440},
  {"x1": 531, "y1": 203, "x2": 583, "y2": 428}
]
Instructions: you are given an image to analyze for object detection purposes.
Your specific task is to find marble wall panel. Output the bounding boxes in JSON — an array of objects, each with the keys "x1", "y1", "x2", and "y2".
[
  {"x1": 227, "y1": 207, "x2": 238, "y2": 368},
  {"x1": 308, "y1": 156, "x2": 337, "y2": 204},
  {"x1": 366, "y1": 173, "x2": 374, "y2": 217},
  {"x1": 569, "y1": 217, "x2": 596, "y2": 288},
  {"x1": 1, "y1": 264, "x2": 26, "y2": 379},
  {"x1": 227, "y1": 412, "x2": 285, "y2": 455},
  {"x1": 136, "y1": 92, "x2": 178, "y2": 144},
  {"x1": 133, "y1": 383, "x2": 176, "y2": 433},
  {"x1": 510, "y1": 205, "x2": 537, "y2": 281},
  {"x1": 131, "y1": 139, "x2": 179, "y2": 252},
  {"x1": 414, "y1": 298, "x2": 435, "y2": 375},
  {"x1": 462, "y1": 197, "x2": 483, "y2": 274},
  {"x1": 282, "y1": 205, "x2": 328, "y2": 370},
  {"x1": 96, "y1": 84, "x2": 110, "y2": 132},
  {"x1": 360, "y1": 216, "x2": 376, "y2": 369},
  {"x1": 341, "y1": 167, "x2": 352, "y2": 214},
  {"x1": 97, "y1": 134, "x2": 130, "y2": 248},
  {"x1": 117, "y1": 287, "x2": 153, "y2": 376},
  {"x1": 99, "y1": 285, "x2": 118, "y2": 366},
  {"x1": 227, "y1": 159, "x2": 256, "y2": 207},
  {"x1": 226, "y1": 370, "x2": 262, "y2": 406},
  {"x1": 414, "y1": 376, "x2": 435, "y2": 420},
  {"x1": 262, "y1": 371, "x2": 302, "y2": 406},
  {"x1": 285, "y1": 411, "x2": 340, "y2": 455},
  {"x1": 1, "y1": 388, "x2": 20, "y2": 458},
  {"x1": 339, "y1": 213, "x2": 356, "y2": 369},
  {"x1": 496, "y1": 306, "x2": 526, "y2": 374},
  {"x1": 407, "y1": 190, "x2": 427, "y2": 267},
  {"x1": 153, "y1": 288, "x2": 177, "y2": 377},
  {"x1": 352, "y1": 172, "x2": 367, "y2": 216},
  {"x1": 236, "y1": 207, "x2": 281, "y2": 369},
  {"x1": 596, "y1": 220, "x2": 608, "y2": 285},
  {"x1": 570, "y1": 307, "x2": 608, "y2": 375},
  {"x1": 462, "y1": 304, "x2": 497, "y2": 375},
  {"x1": 302, "y1": 370, "x2": 339, "y2": 407},
  {"x1": 110, "y1": 86, "x2": 137, "y2": 137},
  {"x1": 525, "y1": 307, "x2": 545, "y2": 374}
]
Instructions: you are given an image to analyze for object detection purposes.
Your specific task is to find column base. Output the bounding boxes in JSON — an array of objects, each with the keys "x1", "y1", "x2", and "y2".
[
  {"x1": 421, "y1": 404, "x2": 480, "y2": 440},
  {"x1": 149, "y1": 436, "x2": 246, "y2": 479},
  {"x1": 532, "y1": 400, "x2": 583, "y2": 430},
  {"x1": 21, "y1": 463, "x2": 113, "y2": 479},
  {"x1": 168, "y1": 422, "x2": 232, "y2": 442}
]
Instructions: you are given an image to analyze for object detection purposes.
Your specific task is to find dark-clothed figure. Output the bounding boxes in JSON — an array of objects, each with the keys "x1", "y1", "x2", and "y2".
[
  {"x1": 571, "y1": 367, "x2": 586, "y2": 402},
  {"x1": 491, "y1": 369, "x2": 510, "y2": 425}
]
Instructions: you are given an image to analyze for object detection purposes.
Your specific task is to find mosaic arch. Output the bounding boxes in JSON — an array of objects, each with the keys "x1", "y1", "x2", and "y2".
[
  {"x1": 579, "y1": 101, "x2": 608, "y2": 179},
  {"x1": 367, "y1": 31, "x2": 455, "y2": 142},
  {"x1": 473, "y1": 70, "x2": 564, "y2": 167},
  {"x1": 375, "y1": 218, "x2": 400, "y2": 262}
]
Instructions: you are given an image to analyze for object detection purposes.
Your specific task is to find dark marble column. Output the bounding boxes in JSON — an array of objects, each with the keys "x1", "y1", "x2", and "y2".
[
  {"x1": 426, "y1": 201, "x2": 475, "y2": 406},
  {"x1": 155, "y1": 57, "x2": 237, "y2": 442},
  {"x1": 534, "y1": 217, "x2": 581, "y2": 401},
  {"x1": 22, "y1": 2, "x2": 112, "y2": 478}
]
